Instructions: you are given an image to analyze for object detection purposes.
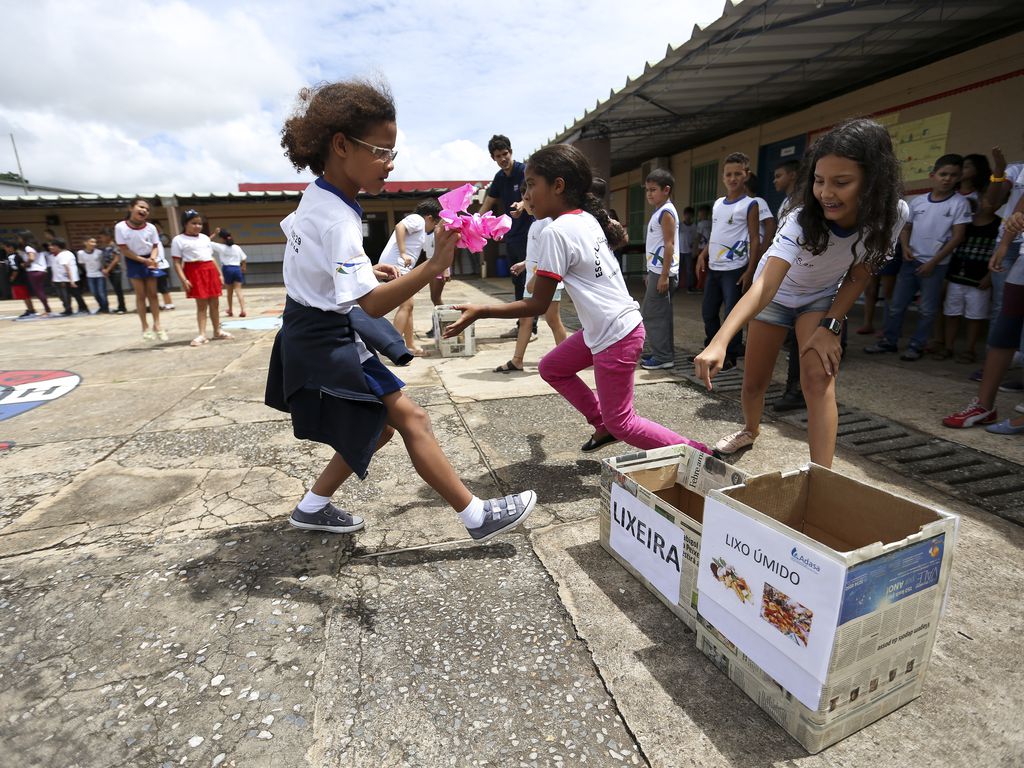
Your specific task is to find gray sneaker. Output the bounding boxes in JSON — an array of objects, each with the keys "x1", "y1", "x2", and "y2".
[
  {"x1": 289, "y1": 502, "x2": 365, "y2": 533},
  {"x1": 466, "y1": 490, "x2": 537, "y2": 543}
]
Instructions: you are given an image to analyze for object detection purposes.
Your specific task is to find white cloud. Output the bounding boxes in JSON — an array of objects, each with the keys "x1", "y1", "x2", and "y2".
[{"x1": 0, "y1": 0, "x2": 719, "y2": 192}]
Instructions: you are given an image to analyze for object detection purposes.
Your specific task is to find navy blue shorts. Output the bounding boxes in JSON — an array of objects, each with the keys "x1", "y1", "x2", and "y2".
[
  {"x1": 361, "y1": 354, "x2": 404, "y2": 397},
  {"x1": 125, "y1": 258, "x2": 165, "y2": 281},
  {"x1": 222, "y1": 265, "x2": 245, "y2": 285},
  {"x1": 878, "y1": 257, "x2": 901, "y2": 277}
]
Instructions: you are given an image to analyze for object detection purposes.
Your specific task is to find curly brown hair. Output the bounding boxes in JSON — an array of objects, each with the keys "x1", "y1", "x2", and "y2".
[{"x1": 280, "y1": 79, "x2": 396, "y2": 176}]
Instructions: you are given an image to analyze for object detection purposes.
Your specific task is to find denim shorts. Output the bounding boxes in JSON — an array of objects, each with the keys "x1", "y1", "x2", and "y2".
[{"x1": 754, "y1": 294, "x2": 835, "y2": 329}]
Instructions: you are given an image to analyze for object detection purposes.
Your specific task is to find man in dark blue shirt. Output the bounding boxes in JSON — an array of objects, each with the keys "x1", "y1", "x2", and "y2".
[{"x1": 478, "y1": 134, "x2": 536, "y2": 337}]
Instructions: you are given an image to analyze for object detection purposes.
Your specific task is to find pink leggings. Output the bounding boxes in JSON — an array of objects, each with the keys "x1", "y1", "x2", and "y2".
[{"x1": 538, "y1": 323, "x2": 710, "y2": 453}]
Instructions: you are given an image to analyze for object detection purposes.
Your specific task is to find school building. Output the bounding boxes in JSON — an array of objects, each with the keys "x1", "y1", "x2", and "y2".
[{"x1": 549, "y1": 0, "x2": 1024, "y2": 265}]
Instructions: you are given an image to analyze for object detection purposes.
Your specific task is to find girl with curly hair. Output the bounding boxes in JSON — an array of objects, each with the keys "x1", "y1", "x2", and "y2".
[
  {"x1": 266, "y1": 78, "x2": 536, "y2": 542},
  {"x1": 694, "y1": 118, "x2": 909, "y2": 466}
]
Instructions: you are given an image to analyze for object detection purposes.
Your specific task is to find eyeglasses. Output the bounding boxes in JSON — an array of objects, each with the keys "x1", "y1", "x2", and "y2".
[{"x1": 349, "y1": 136, "x2": 398, "y2": 163}]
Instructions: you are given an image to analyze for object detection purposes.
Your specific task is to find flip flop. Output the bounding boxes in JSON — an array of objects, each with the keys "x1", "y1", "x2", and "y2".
[{"x1": 494, "y1": 360, "x2": 523, "y2": 373}]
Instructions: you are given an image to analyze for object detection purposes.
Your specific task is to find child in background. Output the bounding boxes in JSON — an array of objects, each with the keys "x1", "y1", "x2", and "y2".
[
  {"x1": 154, "y1": 223, "x2": 175, "y2": 311},
  {"x1": 267, "y1": 78, "x2": 535, "y2": 541},
  {"x1": 78, "y1": 237, "x2": 109, "y2": 314},
  {"x1": 424, "y1": 231, "x2": 450, "y2": 338},
  {"x1": 98, "y1": 228, "x2": 127, "y2": 314},
  {"x1": 938, "y1": 198, "x2": 999, "y2": 363},
  {"x1": 695, "y1": 152, "x2": 761, "y2": 371},
  {"x1": 695, "y1": 204, "x2": 712, "y2": 255},
  {"x1": 115, "y1": 198, "x2": 167, "y2": 341},
  {"x1": 50, "y1": 239, "x2": 87, "y2": 315},
  {"x1": 18, "y1": 232, "x2": 50, "y2": 316},
  {"x1": 866, "y1": 154, "x2": 971, "y2": 360},
  {"x1": 171, "y1": 210, "x2": 231, "y2": 347},
  {"x1": 210, "y1": 228, "x2": 248, "y2": 317},
  {"x1": 744, "y1": 172, "x2": 777, "y2": 261},
  {"x1": 378, "y1": 200, "x2": 441, "y2": 356},
  {"x1": 695, "y1": 119, "x2": 908, "y2": 466},
  {"x1": 639, "y1": 168, "x2": 680, "y2": 370},
  {"x1": 3, "y1": 241, "x2": 35, "y2": 318},
  {"x1": 497, "y1": 194, "x2": 568, "y2": 373},
  {"x1": 445, "y1": 143, "x2": 712, "y2": 456},
  {"x1": 943, "y1": 206, "x2": 1024, "y2": 433},
  {"x1": 958, "y1": 153, "x2": 991, "y2": 207},
  {"x1": 679, "y1": 206, "x2": 697, "y2": 293},
  {"x1": 771, "y1": 158, "x2": 805, "y2": 413}
]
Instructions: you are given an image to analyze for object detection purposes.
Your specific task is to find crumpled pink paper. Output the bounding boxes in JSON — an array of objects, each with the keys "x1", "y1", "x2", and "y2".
[{"x1": 438, "y1": 183, "x2": 512, "y2": 252}]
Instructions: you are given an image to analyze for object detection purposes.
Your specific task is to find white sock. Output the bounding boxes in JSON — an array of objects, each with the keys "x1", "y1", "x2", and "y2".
[
  {"x1": 459, "y1": 496, "x2": 485, "y2": 528},
  {"x1": 297, "y1": 490, "x2": 332, "y2": 514}
]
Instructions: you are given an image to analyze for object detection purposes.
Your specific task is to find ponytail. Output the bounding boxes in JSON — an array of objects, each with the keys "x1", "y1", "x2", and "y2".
[{"x1": 583, "y1": 192, "x2": 626, "y2": 247}]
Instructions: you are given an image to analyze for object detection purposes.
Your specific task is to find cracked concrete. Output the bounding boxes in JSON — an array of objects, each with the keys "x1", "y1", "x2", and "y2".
[{"x1": 1, "y1": 281, "x2": 1021, "y2": 767}]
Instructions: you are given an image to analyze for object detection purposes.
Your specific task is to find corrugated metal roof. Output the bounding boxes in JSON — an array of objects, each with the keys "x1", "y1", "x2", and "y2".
[{"x1": 548, "y1": 0, "x2": 1024, "y2": 174}]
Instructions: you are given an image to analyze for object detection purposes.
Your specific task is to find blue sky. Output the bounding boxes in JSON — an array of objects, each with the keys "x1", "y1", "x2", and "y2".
[{"x1": 0, "y1": 0, "x2": 722, "y2": 193}]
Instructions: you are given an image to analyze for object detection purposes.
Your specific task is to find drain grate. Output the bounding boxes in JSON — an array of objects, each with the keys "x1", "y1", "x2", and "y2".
[{"x1": 674, "y1": 351, "x2": 1024, "y2": 527}]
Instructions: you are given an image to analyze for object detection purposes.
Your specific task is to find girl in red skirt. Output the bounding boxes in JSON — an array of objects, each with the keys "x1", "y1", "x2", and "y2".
[{"x1": 170, "y1": 210, "x2": 233, "y2": 346}]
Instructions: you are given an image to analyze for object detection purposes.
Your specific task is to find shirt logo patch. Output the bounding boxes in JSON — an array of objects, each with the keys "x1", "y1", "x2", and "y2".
[{"x1": 335, "y1": 259, "x2": 366, "y2": 275}]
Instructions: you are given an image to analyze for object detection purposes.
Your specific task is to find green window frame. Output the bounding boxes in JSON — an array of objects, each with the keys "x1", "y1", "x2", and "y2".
[{"x1": 691, "y1": 161, "x2": 718, "y2": 211}]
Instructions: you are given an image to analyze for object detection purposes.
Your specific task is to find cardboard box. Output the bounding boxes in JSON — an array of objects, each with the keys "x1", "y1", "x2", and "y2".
[
  {"x1": 432, "y1": 305, "x2": 476, "y2": 357},
  {"x1": 695, "y1": 464, "x2": 958, "y2": 753},
  {"x1": 599, "y1": 444, "x2": 749, "y2": 631}
]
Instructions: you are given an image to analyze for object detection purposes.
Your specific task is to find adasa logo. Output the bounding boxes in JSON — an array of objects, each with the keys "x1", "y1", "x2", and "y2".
[
  {"x1": 0, "y1": 370, "x2": 81, "y2": 422},
  {"x1": 790, "y1": 546, "x2": 821, "y2": 573}
]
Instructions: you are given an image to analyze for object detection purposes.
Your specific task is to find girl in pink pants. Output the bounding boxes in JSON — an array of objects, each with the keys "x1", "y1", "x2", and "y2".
[{"x1": 444, "y1": 144, "x2": 711, "y2": 455}]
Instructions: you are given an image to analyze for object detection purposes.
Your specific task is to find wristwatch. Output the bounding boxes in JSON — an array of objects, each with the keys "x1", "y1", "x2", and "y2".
[{"x1": 819, "y1": 317, "x2": 843, "y2": 336}]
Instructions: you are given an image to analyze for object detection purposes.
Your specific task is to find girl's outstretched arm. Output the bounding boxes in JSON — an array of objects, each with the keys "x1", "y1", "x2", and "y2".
[
  {"x1": 443, "y1": 276, "x2": 557, "y2": 338},
  {"x1": 357, "y1": 225, "x2": 458, "y2": 318},
  {"x1": 694, "y1": 256, "x2": 789, "y2": 389}
]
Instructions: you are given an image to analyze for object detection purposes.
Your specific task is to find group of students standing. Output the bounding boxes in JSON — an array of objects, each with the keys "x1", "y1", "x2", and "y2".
[{"x1": 3, "y1": 199, "x2": 252, "y2": 347}]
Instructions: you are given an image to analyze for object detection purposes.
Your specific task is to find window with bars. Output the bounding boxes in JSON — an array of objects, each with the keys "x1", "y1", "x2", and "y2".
[{"x1": 690, "y1": 161, "x2": 718, "y2": 210}]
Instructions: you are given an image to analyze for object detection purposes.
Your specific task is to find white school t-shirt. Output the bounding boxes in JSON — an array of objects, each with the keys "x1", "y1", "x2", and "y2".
[
  {"x1": 754, "y1": 200, "x2": 910, "y2": 308},
  {"x1": 535, "y1": 211, "x2": 641, "y2": 353},
  {"x1": 679, "y1": 220, "x2": 696, "y2": 255},
  {"x1": 212, "y1": 242, "x2": 247, "y2": 267},
  {"x1": 115, "y1": 220, "x2": 160, "y2": 260},
  {"x1": 708, "y1": 195, "x2": 757, "y2": 271},
  {"x1": 77, "y1": 248, "x2": 104, "y2": 278},
  {"x1": 379, "y1": 213, "x2": 427, "y2": 274},
  {"x1": 525, "y1": 218, "x2": 562, "y2": 291},
  {"x1": 24, "y1": 245, "x2": 46, "y2": 273},
  {"x1": 170, "y1": 233, "x2": 215, "y2": 263},
  {"x1": 906, "y1": 193, "x2": 972, "y2": 264},
  {"x1": 53, "y1": 250, "x2": 78, "y2": 283},
  {"x1": 645, "y1": 201, "x2": 679, "y2": 277},
  {"x1": 751, "y1": 196, "x2": 775, "y2": 241},
  {"x1": 997, "y1": 163, "x2": 1024, "y2": 242}
]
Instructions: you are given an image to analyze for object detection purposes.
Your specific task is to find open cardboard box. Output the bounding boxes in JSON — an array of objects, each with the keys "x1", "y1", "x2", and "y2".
[
  {"x1": 599, "y1": 445, "x2": 748, "y2": 631},
  {"x1": 696, "y1": 464, "x2": 958, "y2": 753}
]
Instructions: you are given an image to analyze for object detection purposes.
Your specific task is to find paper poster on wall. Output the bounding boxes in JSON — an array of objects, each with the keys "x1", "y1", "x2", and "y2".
[
  {"x1": 888, "y1": 113, "x2": 951, "y2": 181},
  {"x1": 609, "y1": 482, "x2": 685, "y2": 605},
  {"x1": 697, "y1": 496, "x2": 846, "y2": 692}
]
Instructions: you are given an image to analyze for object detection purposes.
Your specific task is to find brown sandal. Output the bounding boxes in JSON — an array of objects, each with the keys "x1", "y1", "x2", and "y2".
[{"x1": 494, "y1": 360, "x2": 524, "y2": 373}]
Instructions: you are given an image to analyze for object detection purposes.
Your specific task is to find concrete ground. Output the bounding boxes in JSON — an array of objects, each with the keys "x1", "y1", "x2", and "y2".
[{"x1": 0, "y1": 278, "x2": 1021, "y2": 768}]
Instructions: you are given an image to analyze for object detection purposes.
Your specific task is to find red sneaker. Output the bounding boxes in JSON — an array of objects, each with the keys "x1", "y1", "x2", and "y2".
[{"x1": 942, "y1": 399, "x2": 997, "y2": 428}]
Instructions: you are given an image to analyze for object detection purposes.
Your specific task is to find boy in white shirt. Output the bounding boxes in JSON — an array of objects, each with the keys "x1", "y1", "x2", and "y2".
[
  {"x1": 679, "y1": 206, "x2": 697, "y2": 292},
  {"x1": 744, "y1": 173, "x2": 777, "y2": 262},
  {"x1": 867, "y1": 154, "x2": 971, "y2": 360},
  {"x1": 695, "y1": 152, "x2": 761, "y2": 370},
  {"x1": 49, "y1": 239, "x2": 88, "y2": 315},
  {"x1": 640, "y1": 169, "x2": 680, "y2": 370},
  {"x1": 78, "y1": 237, "x2": 109, "y2": 313},
  {"x1": 378, "y1": 200, "x2": 441, "y2": 355}
]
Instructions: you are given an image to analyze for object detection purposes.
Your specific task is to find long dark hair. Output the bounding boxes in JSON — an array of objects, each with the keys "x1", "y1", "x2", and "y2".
[
  {"x1": 525, "y1": 144, "x2": 625, "y2": 245},
  {"x1": 963, "y1": 153, "x2": 991, "y2": 195},
  {"x1": 794, "y1": 118, "x2": 903, "y2": 272}
]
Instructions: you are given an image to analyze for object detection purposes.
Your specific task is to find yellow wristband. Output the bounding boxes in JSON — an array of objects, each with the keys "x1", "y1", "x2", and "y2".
[{"x1": 991, "y1": 174, "x2": 1007, "y2": 183}]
